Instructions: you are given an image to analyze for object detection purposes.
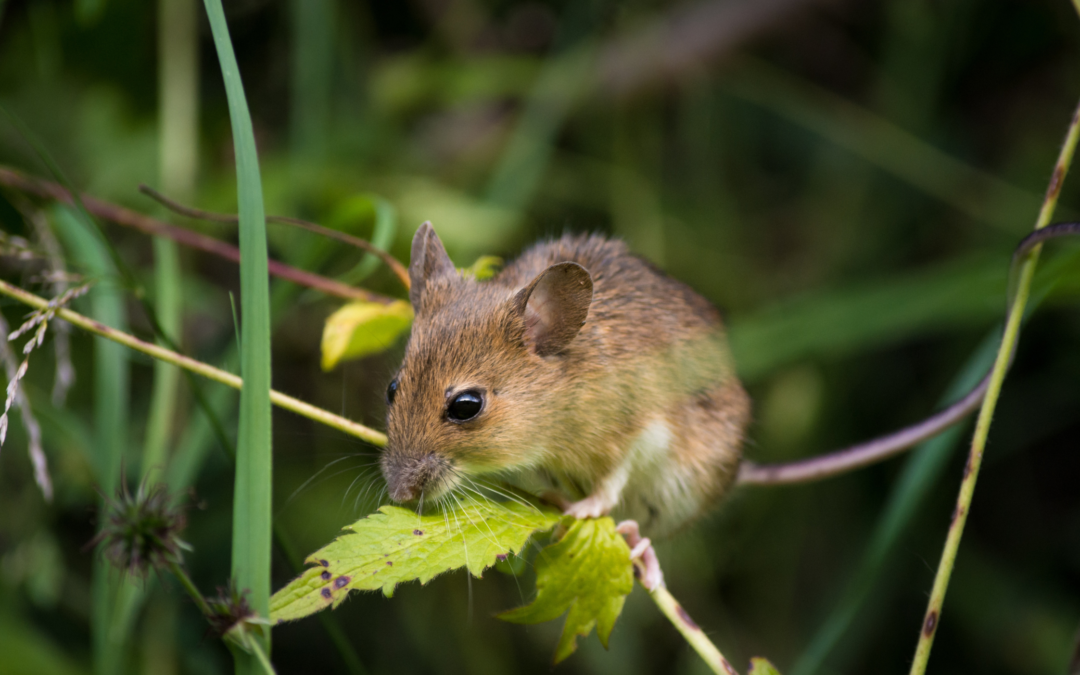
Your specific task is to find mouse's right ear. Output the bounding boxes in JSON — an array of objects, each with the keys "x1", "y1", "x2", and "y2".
[
  {"x1": 512, "y1": 262, "x2": 593, "y2": 357},
  {"x1": 409, "y1": 222, "x2": 455, "y2": 309}
]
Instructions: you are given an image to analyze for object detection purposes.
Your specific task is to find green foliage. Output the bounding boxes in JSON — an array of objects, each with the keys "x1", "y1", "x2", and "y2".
[
  {"x1": 748, "y1": 657, "x2": 784, "y2": 675},
  {"x1": 461, "y1": 255, "x2": 504, "y2": 280},
  {"x1": 499, "y1": 517, "x2": 635, "y2": 663},
  {"x1": 270, "y1": 496, "x2": 561, "y2": 621},
  {"x1": 320, "y1": 299, "x2": 413, "y2": 371}
]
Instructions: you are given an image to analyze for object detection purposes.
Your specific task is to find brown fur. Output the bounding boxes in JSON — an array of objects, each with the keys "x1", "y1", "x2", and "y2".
[{"x1": 382, "y1": 224, "x2": 750, "y2": 536}]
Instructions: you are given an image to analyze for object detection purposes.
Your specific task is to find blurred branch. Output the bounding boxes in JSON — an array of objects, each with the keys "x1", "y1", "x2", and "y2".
[
  {"x1": 596, "y1": 0, "x2": 827, "y2": 98},
  {"x1": 0, "y1": 279, "x2": 389, "y2": 448},
  {"x1": 138, "y1": 184, "x2": 411, "y2": 288},
  {"x1": 724, "y1": 58, "x2": 1047, "y2": 233},
  {"x1": 908, "y1": 94, "x2": 1080, "y2": 675},
  {"x1": 0, "y1": 167, "x2": 396, "y2": 304}
]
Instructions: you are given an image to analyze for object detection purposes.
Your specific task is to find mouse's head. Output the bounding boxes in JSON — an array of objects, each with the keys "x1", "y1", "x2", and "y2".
[{"x1": 380, "y1": 222, "x2": 593, "y2": 505}]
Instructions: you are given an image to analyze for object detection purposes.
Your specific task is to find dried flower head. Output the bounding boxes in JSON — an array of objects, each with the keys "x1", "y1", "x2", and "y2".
[
  {"x1": 207, "y1": 581, "x2": 255, "y2": 638},
  {"x1": 87, "y1": 481, "x2": 190, "y2": 577},
  {"x1": 206, "y1": 580, "x2": 271, "y2": 653}
]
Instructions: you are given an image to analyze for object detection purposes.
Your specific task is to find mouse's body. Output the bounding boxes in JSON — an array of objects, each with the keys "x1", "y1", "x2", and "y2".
[{"x1": 382, "y1": 223, "x2": 749, "y2": 536}]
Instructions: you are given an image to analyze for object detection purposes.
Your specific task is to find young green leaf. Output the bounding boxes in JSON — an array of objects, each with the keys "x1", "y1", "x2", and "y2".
[
  {"x1": 499, "y1": 517, "x2": 635, "y2": 664},
  {"x1": 320, "y1": 299, "x2": 414, "y2": 371},
  {"x1": 461, "y1": 255, "x2": 503, "y2": 280},
  {"x1": 748, "y1": 657, "x2": 784, "y2": 675},
  {"x1": 270, "y1": 496, "x2": 561, "y2": 622}
]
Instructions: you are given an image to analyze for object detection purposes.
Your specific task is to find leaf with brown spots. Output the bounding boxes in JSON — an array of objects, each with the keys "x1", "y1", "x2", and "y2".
[
  {"x1": 498, "y1": 517, "x2": 634, "y2": 663},
  {"x1": 270, "y1": 495, "x2": 561, "y2": 622}
]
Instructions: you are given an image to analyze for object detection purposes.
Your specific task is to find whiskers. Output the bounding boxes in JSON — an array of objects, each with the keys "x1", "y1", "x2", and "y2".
[{"x1": 274, "y1": 452, "x2": 386, "y2": 519}]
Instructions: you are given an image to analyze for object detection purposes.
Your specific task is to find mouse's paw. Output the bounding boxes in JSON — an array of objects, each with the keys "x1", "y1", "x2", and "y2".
[
  {"x1": 616, "y1": 520, "x2": 664, "y2": 591},
  {"x1": 563, "y1": 494, "x2": 611, "y2": 520}
]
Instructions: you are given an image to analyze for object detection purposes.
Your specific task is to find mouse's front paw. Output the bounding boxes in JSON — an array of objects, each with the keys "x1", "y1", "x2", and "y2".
[{"x1": 563, "y1": 495, "x2": 611, "y2": 520}]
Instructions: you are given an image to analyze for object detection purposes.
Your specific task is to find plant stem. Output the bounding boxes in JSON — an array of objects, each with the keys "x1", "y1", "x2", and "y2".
[
  {"x1": 648, "y1": 582, "x2": 737, "y2": 675},
  {"x1": 168, "y1": 561, "x2": 213, "y2": 619},
  {"x1": 0, "y1": 166, "x2": 395, "y2": 305},
  {"x1": 907, "y1": 95, "x2": 1080, "y2": 675},
  {"x1": 138, "y1": 184, "x2": 411, "y2": 288},
  {"x1": 0, "y1": 279, "x2": 388, "y2": 447}
]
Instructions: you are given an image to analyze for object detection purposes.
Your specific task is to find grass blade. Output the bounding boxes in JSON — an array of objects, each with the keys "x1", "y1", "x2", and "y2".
[
  {"x1": 202, "y1": 0, "x2": 274, "y2": 667},
  {"x1": 50, "y1": 205, "x2": 130, "y2": 675}
]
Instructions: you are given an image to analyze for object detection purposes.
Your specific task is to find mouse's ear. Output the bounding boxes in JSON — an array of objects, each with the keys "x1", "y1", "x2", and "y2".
[
  {"x1": 513, "y1": 262, "x2": 593, "y2": 357},
  {"x1": 409, "y1": 222, "x2": 455, "y2": 308}
]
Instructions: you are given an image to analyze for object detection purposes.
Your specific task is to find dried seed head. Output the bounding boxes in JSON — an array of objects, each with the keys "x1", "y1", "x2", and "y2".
[
  {"x1": 87, "y1": 481, "x2": 189, "y2": 577},
  {"x1": 206, "y1": 581, "x2": 270, "y2": 650}
]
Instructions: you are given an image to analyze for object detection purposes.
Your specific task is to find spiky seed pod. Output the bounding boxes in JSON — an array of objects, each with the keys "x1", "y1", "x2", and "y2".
[
  {"x1": 206, "y1": 580, "x2": 272, "y2": 652},
  {"x1": 87, "y1": 481, "x2": 190, "y2": 577}
]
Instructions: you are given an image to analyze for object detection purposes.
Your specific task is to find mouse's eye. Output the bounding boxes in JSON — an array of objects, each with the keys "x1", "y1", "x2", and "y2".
[
  {"x1": 447, "y1": 390, "x2": 483, "y2": 422},
  {"x1": 386, "y1": 379, "x2": 398, "y2": 405}
]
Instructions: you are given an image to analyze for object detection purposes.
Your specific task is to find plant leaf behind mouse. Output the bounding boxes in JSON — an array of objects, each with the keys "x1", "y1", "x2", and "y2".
[
  {"x1": 499, "y1": 517, "x2": 635, "y2": 664},
  {"x1": 269, "y1": 494, "x2": 561, "y2": 622}
]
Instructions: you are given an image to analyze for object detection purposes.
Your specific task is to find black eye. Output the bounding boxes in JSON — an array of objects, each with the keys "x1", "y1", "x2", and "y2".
[
  {"x1": 447, "y1": 390, "x2": 483, "y2": 422},
  {"x1": 386, "y1": 379, "x2": 398, "y2": 405}
]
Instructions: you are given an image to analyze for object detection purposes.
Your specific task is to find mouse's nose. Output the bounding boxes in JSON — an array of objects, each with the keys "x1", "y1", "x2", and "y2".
[
  {"x1": 388, "y1": 481, "x2": 418, "y2": 503},
  {"x1": 382, "y1": 451, "x2": 447, "y2": 504}
]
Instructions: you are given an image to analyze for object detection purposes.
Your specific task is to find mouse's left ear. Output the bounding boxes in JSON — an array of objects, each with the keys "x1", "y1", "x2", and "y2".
[
  {"x1": 513, "y1": 262, "x2": 593, "y2": 357},
  {"x1": 409, "y1": 221, "x2": 456, "y2": 309}
]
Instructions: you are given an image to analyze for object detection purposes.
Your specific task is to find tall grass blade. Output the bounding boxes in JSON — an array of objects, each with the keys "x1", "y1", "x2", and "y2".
[
  {"x1": 203, "y1": 0, "x2": 274, "y2": 668},
  {"x1": 51, "y1": 205, "x2": 131, "y2": 675}
]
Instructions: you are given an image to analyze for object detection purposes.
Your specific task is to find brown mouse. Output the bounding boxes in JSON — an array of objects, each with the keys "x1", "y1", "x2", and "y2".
[{"x1": 381, "y1": 223, "x2": 750, "y2": 539}]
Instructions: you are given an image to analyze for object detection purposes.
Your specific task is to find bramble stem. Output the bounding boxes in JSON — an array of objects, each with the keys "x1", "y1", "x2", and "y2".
[
  {"x1": 647, "y1": 580, "x2": 737, "y2": 675},
  {"x1": 0, "y1": 280, "x2": 389, "y2": 447},
  {"x1": 138, "y1": 184, "x2": 411, "y2": 289},
  {"x1": 0, "y1": 166, "x2": 395, "y2": 305},
  {"x1": 907, "y1": 96, "x2": 1080, "y2": 675}
]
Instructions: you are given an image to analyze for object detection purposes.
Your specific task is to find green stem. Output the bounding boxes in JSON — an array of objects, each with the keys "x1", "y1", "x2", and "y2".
[
  {"x1": 907, "y1": 95, "x2": 1080, "y2": 675},
  {"x1": 168, "y1": 561, "x2": 213, "y2": 619},
  {"x1": 648, "y1": 582, "x2": 737, "y2": 675},
  {"x1": 0, "y1": 279, "x2": 387, "y2": 447},
  {"x1": 248, "y1": 639, "x2": 278, "y2": 675}
]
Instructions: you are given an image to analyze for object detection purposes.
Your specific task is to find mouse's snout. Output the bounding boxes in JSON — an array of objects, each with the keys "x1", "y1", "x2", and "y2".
[{"x1": 382, "y1": 450, "x2": 453, "y2": 504}]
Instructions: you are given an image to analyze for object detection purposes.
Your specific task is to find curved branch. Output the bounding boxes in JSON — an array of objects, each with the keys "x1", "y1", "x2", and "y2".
[
  {"x1": 138, "y1": 184, "x2": 411, "y2": 289},
  {"x1": 0, "y1": 166, "x2": 396, "y2": 305},
  {"x1": 0, "y1": 279, "x2": 389, "y2": 448},
  {"x1": 738, "y1": 220, "x2": 1080, "y2": 487}
]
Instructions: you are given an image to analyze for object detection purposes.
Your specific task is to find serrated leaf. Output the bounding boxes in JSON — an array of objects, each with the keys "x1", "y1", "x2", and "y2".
[
  {"x1": 270, "y1": 496, "x2": 561, "y2": 622},
  {"x1": 748, "y1": 657, "x2": 783, "y2": 675},
  {"x1": 320, "y1": 299, "x2": 413, "y2": 370},
  {"x1": 499, "y1": 517, "x2": 634, "y2": 663}
]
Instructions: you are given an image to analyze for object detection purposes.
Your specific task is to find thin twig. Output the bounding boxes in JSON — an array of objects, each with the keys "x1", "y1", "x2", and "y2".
[
  {"x1": 138, "y1": 184, "x2": 411, "y2": 288},
  {"x1": 649, "y1": 583, "x2": 737, "y2": 675},
  {"x1": 0, "y1": 279, "x2": 389, "y2": 447},
  {"x1": 907, "y1": 95, "x2": 1080, "y2": 675},
  {"x1": 168, "y1": 561, "x2": 213, "y2": 618},
  {"x1": 0, "y1": 166, "x2": 396, "y2": 304}
]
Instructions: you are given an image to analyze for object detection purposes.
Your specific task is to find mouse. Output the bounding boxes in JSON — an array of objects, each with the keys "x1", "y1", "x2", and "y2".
[
  {"x1": 379, "y1": 220, "x2": 1080, "y2": 588},
  {"x1": 381, "y1": 222, "x2": 750, "y2": 542}
]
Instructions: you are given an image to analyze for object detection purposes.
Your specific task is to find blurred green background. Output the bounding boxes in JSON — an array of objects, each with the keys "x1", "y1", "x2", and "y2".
[{"x1": 1, "y1": 0, "x2": 1079, "y2": 673}]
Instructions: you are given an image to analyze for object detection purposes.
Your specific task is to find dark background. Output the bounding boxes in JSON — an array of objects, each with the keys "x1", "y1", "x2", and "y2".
[{"x1": 0, "y1": 0, "x2": 1078, "y2": 673}]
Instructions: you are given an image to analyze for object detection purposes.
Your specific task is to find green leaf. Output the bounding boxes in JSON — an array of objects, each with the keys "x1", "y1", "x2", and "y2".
[
  {"x1": 499, "y1": 517, "x2": 635, "y2": 664},
  {"x1": 749, "y1": 657, "x2": 784, "y2": 675},
  {"x1": 270, "y1": 495, "x2": 561, "y2": 622},
  {"x1": 320, "y1": 299, "x2": 414, "y2": 371},
  {"x1": 460, "y1": 255, "x2": 503, "y2": 280}
]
